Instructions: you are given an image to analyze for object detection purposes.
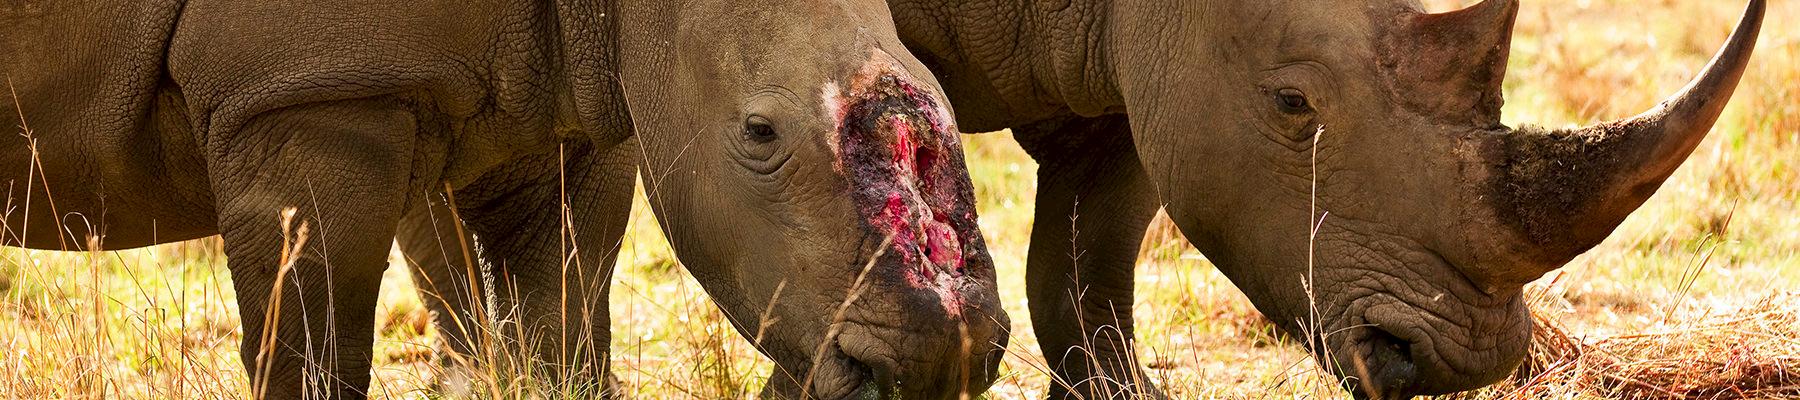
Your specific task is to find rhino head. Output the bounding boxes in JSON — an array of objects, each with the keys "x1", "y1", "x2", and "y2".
[
  {"x1": 611, "y1": 0, "x2": 1007, "y2": 398},
  {"x1": 1109, "y1": 0, "x2": 1764, "y2": 397}
]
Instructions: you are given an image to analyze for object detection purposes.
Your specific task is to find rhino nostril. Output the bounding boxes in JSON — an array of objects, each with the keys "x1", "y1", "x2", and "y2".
[{"x1": 1347, "y1": 328, "x2": 1420, "y2": 400}]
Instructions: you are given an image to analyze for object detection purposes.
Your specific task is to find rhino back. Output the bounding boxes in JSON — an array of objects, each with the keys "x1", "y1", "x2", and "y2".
[
  {"x1": 0, "y1": 0, "x2": 570, "y2": 250},
  {"x1": 0, "y1": 0, "x2": 218, "y2": 249},
  {"x1": 165, "y1": 0, "x2": 572, "y2": 187},
  {"x1": 2, "y1": 0, "x2": 178, "y2": 130}
]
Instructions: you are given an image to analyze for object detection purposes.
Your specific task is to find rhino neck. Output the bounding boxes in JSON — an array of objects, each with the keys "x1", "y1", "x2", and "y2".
[{"x1": 887, "y1": 0, "x2": 1125, "y2": 132}]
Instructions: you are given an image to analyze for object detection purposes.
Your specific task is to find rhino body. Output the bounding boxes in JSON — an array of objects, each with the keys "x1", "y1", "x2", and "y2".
[{"x1": 884, "y1": 0, "x2": 1765, "y2": 397}]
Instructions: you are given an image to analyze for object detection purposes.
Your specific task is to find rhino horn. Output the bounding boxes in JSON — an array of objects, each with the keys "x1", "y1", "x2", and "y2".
[
  {"x1": 1385, "y1": 0, "x2": 1519, "y2": 128},
  {"x1": 1493, "y1": 0, "x2": 1764, "y2": 273}
]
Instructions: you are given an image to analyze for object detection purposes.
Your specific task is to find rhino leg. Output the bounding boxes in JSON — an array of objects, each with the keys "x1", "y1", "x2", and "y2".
[
  {"x1": 397, "y1": 138, "x2": 636, "y2": 397},
  {"x1": 1016, "y1": 115, "x2": 1167, "y2": 400},
  {"x1": 212, "y1": 99, "x2": 420, "y2": 399}
]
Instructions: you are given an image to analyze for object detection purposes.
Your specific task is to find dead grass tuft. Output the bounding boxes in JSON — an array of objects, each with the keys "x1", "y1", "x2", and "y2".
[{"x1": 1464, "y1": 294, "x2": 1800, "y2": 400}]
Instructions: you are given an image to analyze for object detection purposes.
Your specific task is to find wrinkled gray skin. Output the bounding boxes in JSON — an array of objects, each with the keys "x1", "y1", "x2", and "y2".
[
  {"x1": 1, "y1": 0, "x2": 1006, "y2": 398},
  {"x1": 885, "y1": 0, "x2": 1764, "y2": 398}
]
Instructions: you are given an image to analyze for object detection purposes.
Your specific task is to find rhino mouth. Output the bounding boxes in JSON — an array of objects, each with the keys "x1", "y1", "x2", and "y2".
[
  {"x1": 826, "y1": 319, "x2": 999, "y2": 400},
  {"x1": 805, "y1": 327, "x2": 902, "y2": 400},
  {"x1": 1319, "y1": 247, "x2": 1530, "y2": 398}
]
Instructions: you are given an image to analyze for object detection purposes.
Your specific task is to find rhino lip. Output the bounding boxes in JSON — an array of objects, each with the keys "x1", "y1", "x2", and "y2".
[{"x1": 823, "y1": 338, "x2": 890, "y2": 400}]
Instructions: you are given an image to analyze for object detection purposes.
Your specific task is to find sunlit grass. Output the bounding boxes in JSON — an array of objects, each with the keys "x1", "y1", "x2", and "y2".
[{"x1": 2, "y1": 0, "x2": 1796, "y2": 399}]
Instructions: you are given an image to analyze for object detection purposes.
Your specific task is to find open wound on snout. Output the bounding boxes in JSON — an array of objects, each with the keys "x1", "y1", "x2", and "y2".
[{"x1": 830, "y1": 71, "x2": 973, "y2": 314}]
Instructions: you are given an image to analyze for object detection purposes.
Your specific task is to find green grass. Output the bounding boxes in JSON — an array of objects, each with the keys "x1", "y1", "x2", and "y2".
[{"x1": 2, "y1": 0, "x2": 1797, "y2": 398}]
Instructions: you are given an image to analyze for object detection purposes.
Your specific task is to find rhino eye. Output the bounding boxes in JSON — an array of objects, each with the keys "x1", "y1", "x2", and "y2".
[
  {"x1": 744, "y1": 116, "x2": 779, "y2": 144},
  {"x1": 1274, "y1": 88, "x2": 1312, "y2": 114}
]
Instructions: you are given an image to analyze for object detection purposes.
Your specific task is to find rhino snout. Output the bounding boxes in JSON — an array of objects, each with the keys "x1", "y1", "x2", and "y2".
[{"x1": 804, "y1": 51, "x2": 1007, "y2": 400}]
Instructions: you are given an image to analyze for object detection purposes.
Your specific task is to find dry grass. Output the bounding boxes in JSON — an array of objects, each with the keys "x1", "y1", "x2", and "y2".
[
  {"x1": 1480, "y1": 293, "x2": 1800, "y2": 399},
  {"x1": 2, "y1": 0, "x2": 1797, "y2": 399}
]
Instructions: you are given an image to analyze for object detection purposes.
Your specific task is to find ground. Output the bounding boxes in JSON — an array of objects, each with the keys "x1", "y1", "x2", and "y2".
[{"x1": 1, "y1": 0, "x2": 1796, "y2": 398}]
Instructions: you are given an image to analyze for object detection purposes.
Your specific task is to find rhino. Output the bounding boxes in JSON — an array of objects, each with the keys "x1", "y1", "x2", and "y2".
[
  {"x1": 882, "y1": 0, "x2": 1764, "y2": 397},
  {"x1": 1, "y1": 0, "x2": 1007, "y2": 398}
]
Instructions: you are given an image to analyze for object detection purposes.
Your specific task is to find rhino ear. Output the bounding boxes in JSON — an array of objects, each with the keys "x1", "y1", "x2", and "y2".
[{"x1": 1381, "y1": 0, "x2": 1519, "y2": 128}]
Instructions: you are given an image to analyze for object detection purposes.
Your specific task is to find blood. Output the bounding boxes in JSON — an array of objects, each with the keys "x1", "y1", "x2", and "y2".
[
  {"x1": 881, "y1": 192, "x2": 917, "y2": 268},
  {"x1": 891, "y1": 115, "x2": 916, "y2": 169},
  {"x1": 914, "y1": 147, "x2": 936, "y2": 181},
  {"x1": 921, "y1": 213, "x2": 962, "y2": 271}
]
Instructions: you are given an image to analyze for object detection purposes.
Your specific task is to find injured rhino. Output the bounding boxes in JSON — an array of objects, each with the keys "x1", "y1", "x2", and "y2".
[{"x1": 1, "y1": 0, "x2": 1007, "y2": 398}]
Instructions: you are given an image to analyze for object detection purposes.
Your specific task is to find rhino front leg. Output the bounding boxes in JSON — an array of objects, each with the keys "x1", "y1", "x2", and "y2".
[
  {"x1": 1015, "y1": 115, "x2": 1166, "y2": 400},
  {"x1": 397, "y1": 138, "x2": 637, "y2": 397},
  {"x1": 210, "y1": 98, "x2": 420, "y2": 399}
]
